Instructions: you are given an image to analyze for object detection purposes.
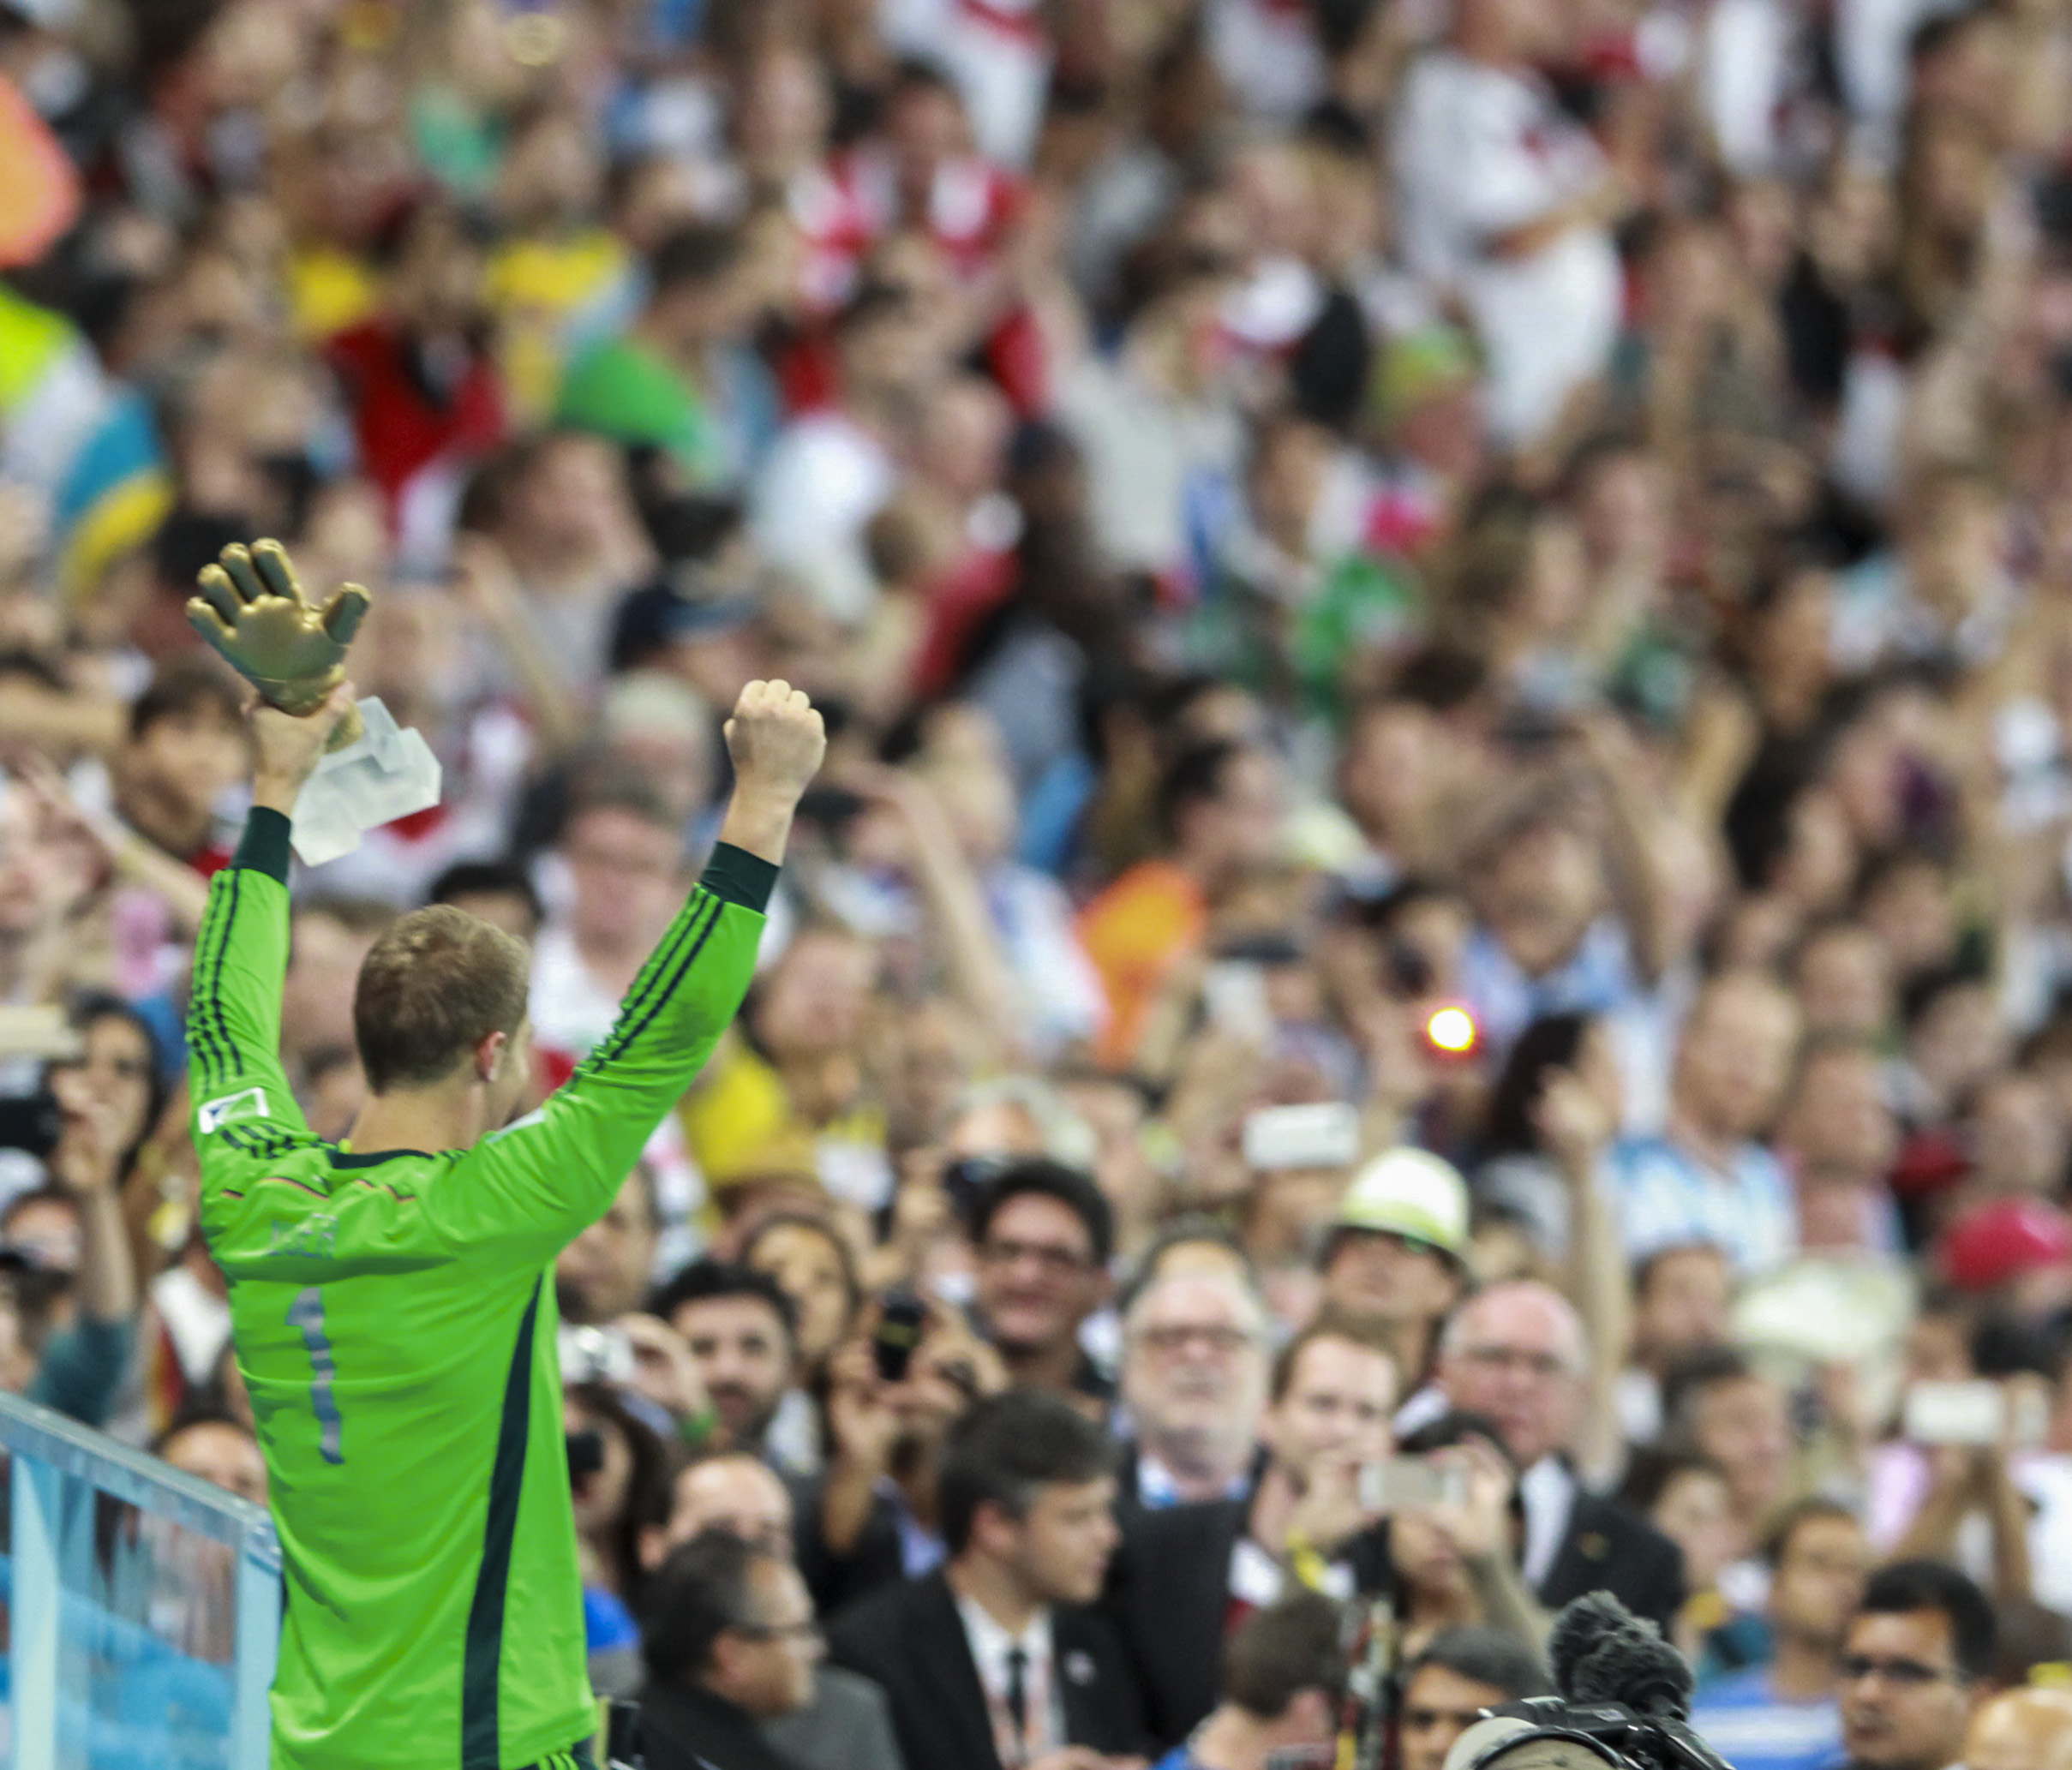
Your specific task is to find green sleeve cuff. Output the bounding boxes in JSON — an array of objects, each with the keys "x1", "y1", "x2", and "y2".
[
  {"x1": 235, "y1": 807, "x2": 292, "y2": 883},
  {"x1": 699, "y1": 842, "x2": 778, "y2": 913}
]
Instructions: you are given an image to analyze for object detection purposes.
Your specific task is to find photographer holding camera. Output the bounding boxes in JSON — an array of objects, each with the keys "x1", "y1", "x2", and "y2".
[{"x1": 798, "y1": 1289, "x2": 1008, "y2": 1616}]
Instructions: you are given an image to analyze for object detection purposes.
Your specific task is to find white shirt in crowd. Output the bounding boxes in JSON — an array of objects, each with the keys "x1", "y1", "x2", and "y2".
[
  {"x1": 956, "y1": 1590, "x2": 1062, "y2": 1769},
  {"x1": 1392, "y1": 48, "x2": 1623, "y2": 444},
  {"x1": 1520, "y1": 1455, "x2": 1578, "y2": 1588},
  {"x1": 749, "y1": 411, "x2": 899, "y2": 625}
]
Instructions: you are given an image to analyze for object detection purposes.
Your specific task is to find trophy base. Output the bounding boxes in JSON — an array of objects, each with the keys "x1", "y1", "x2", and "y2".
[{"x1": 289, "y1": 697, "x2": 442, "y2": 868}]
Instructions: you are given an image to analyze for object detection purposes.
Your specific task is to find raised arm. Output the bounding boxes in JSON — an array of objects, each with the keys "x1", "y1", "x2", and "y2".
[
  {"x1": 188, "y1": 685, "x2": 355, "y2": 1174},
  {"x1": 441, "y1": 681, "x2": 825, "y2": 1255}
]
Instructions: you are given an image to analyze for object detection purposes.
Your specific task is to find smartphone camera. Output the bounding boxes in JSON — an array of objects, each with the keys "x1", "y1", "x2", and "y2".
[
  {"x1": 566, "y1": 1426, "x2": 605, "y2": 1484},
  {"x1": 1357, "y1": 1456, "x2": 1468, "y2": 1512},
  {"x1": 873, "y1": 1289, "x2": 927, "y2": 1384}
]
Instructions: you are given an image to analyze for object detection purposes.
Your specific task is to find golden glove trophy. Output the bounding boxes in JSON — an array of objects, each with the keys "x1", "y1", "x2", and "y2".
[{"x1": 189, "y1": 541, "x2": 441, "y2": 867}]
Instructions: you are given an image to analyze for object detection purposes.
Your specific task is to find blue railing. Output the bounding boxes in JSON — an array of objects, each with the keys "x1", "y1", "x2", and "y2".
[{"x1": 0, "y1": 1391, "x2": 279, "y2": 1769}]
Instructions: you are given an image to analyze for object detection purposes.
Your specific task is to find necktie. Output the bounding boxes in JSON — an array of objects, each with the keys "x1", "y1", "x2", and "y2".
[{"x1": 1005, "y1": 1643, "x2": 1029, "y2": 1761}]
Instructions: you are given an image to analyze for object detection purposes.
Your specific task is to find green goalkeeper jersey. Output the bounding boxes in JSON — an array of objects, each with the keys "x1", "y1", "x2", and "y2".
[{"x1": 188, "y1": 807, "x2": 772, "y2": 1770}]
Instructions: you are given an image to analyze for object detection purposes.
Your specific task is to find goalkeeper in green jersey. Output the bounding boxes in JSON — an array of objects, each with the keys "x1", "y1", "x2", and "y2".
[{"x1": 188, "y1": 671, "x2": 825, "y2": 1770}]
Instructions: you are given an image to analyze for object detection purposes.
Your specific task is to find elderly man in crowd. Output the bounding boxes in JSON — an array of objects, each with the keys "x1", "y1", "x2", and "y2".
[
  {"x1": 1438, "y1": 1282, "x2": 1684, "y2": 1632},
  {"x1": 1117, "y1": 1266, "x2": 1271, "y2": 1509}
]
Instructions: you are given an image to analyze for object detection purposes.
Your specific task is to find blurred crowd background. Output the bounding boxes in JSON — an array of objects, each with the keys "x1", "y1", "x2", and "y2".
[{"x1": 16, "y1": 0, "x2": 2072, "y2": 1763}]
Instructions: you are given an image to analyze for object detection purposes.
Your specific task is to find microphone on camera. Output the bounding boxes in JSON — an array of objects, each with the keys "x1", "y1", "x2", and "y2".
[
  {"x1": 1549, "y1": 1592, "x2": 1697, "y2": 1722},
  {"x1": 1444, "y1": 1594, "x2": 1733, "y2": 1770}
]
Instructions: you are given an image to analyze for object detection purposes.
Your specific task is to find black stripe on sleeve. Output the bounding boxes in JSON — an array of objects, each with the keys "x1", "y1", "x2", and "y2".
[
  {"x1": 581, "y1": 892, "x2": 723, "y2": 1074},
  {"x1": 585, "y1": 894, "x2": 710, "y2": 1070},
  {"x1": 187, "y1": 881, "x2": 231, "y2": 1092},
  {"x1": 204, "y1": 865, "x2": 247, "y2": 1083},
  {"x1": 461, "y1": 1278, "x2": 542, "y2": 1770},
  {"x1": 587, "y1": 894, "x2": 718, "y2": 1071}
]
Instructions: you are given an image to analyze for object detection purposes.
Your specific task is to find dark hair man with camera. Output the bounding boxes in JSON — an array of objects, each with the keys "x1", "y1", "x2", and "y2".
[{"x1": 795, "y1": 1291, "x2": 1008, "y2": 1615}]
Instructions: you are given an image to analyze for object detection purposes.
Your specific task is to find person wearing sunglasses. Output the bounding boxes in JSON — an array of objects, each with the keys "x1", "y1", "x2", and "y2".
[{"x1": 1836, "y1": 1560, "x2": 1996, "y2": 1770}]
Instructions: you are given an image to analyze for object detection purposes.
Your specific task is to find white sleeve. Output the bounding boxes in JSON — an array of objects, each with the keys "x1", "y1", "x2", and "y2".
[{"x1": 1446, "y1": 87, "x2": 1573, "y2": 241}]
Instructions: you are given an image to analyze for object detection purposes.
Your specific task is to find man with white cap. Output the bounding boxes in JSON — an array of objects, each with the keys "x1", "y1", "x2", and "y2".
[{"x1": 1317, "y1": 1147, "x2": 1472, "y2": 1412}]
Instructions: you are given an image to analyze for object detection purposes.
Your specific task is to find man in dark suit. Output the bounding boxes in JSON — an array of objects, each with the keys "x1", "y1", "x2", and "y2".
[
  {"x1": 1437, "y1": 1280, "x2": 1684, "y2": 1634},
  {"x1": 637, "y1": 1531, "x2": 823, "y2": 1770},
  {"x1": 1105, "y1": 1319, "x2": 1398, "y2": 1749},
  {"x1": 828, "y1": 1390, "x2": 1145, "y2": 1770}
]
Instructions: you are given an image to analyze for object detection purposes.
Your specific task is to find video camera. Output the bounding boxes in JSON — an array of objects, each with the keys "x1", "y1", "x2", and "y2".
[{"x1": 1445, "y1": 1594, "x2": 1739, "y2": 1770}]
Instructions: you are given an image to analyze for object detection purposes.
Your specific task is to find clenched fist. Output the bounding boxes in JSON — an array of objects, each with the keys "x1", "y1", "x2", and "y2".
[
  {"x1": 724, "y1": 679, "x2": 826, "y2": 804},
  {"x1": 716, "y1": 679, "x2": 825, "y2": 864}
]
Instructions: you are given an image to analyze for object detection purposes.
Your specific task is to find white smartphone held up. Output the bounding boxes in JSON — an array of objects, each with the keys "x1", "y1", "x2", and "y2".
[
  {"x1": 1243, "y1": 1102, "x2": 1361, "y2": 1173},
  {"x1": 1358, "y1": 1456, "x2": 1465, "y2": 1512},
  {"x1": 1904, "y1": 1379, "x2": 2007, "y2": 1446}
]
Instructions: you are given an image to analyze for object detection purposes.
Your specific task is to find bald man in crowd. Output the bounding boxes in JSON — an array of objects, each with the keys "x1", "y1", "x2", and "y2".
[
  {"x1": 1437, "y1": 1280, "x2": 1684, "y2": 1630},
  {"x1": 1965, "y1": 1689, "x2": 2072, "y2": 1770}
]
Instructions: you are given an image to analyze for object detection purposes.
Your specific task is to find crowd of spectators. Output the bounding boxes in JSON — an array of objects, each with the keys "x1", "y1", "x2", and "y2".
[{"x1": 21, "y1": 0, "x2": 2072, "y2": 1762}]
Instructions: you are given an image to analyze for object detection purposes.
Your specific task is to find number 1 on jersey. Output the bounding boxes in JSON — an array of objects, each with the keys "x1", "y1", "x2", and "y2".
[{"x1": 287, "y1": 1287, "x2": 344, "y2": 1464}]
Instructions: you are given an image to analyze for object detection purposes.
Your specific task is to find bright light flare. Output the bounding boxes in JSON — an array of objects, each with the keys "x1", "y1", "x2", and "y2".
[{"x1": 1426, "y1": 1006, "x2": 1478, "y2": 1054}]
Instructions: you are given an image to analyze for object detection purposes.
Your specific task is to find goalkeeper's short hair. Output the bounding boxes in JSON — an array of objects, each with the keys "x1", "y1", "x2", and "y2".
[{"x1": 354, "y1": 906, "x2": 530, "y2": 1093}]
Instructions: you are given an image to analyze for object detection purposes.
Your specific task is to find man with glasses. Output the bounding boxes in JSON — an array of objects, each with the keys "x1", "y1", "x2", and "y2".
[
  {"x1": 1836, "y1": 1561, "x2": 1996, "y2": 1770},
  {"x1": 971, "y1": 1160, "x2": 1117, "y2": 1409},
  {"x1": 1436, "y1": 1279, "x2": 1683, "y2": 1632},
  {"x1": 1117, "y1": 1270, "x2": 1270, "y2": 1509},
  {"x1": 637, "y1": 1530, "x2": 825, "y2": 1770},
  {"x1": 634, "y1": 1453, "x2": 903, "y2": 1770}
]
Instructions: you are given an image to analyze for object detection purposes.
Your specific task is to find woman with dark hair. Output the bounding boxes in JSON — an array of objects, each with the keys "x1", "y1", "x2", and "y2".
[
  {"x1": 741, "y1": 1209, "x2": 867, "y2": 1475},
  {"x1": 1388, "y1": 1410, "x2": 1548, "y2": 1660},
  {"x1": 1476, "y1": 1011, "x2": 1614, "y2": 1256},
  {"x1": 53, "y1": 992, "x2": 170, "y2": 1180},
  {"x1": 742, "y1": 1210, "x2": 863, "y2": 1376},
  {"x1": 566, "y1": 1382, "x2": 675, "y2": 1670},
  {"x1": 0, "y1": 991, "x2": 160, "y2": 1427}
]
